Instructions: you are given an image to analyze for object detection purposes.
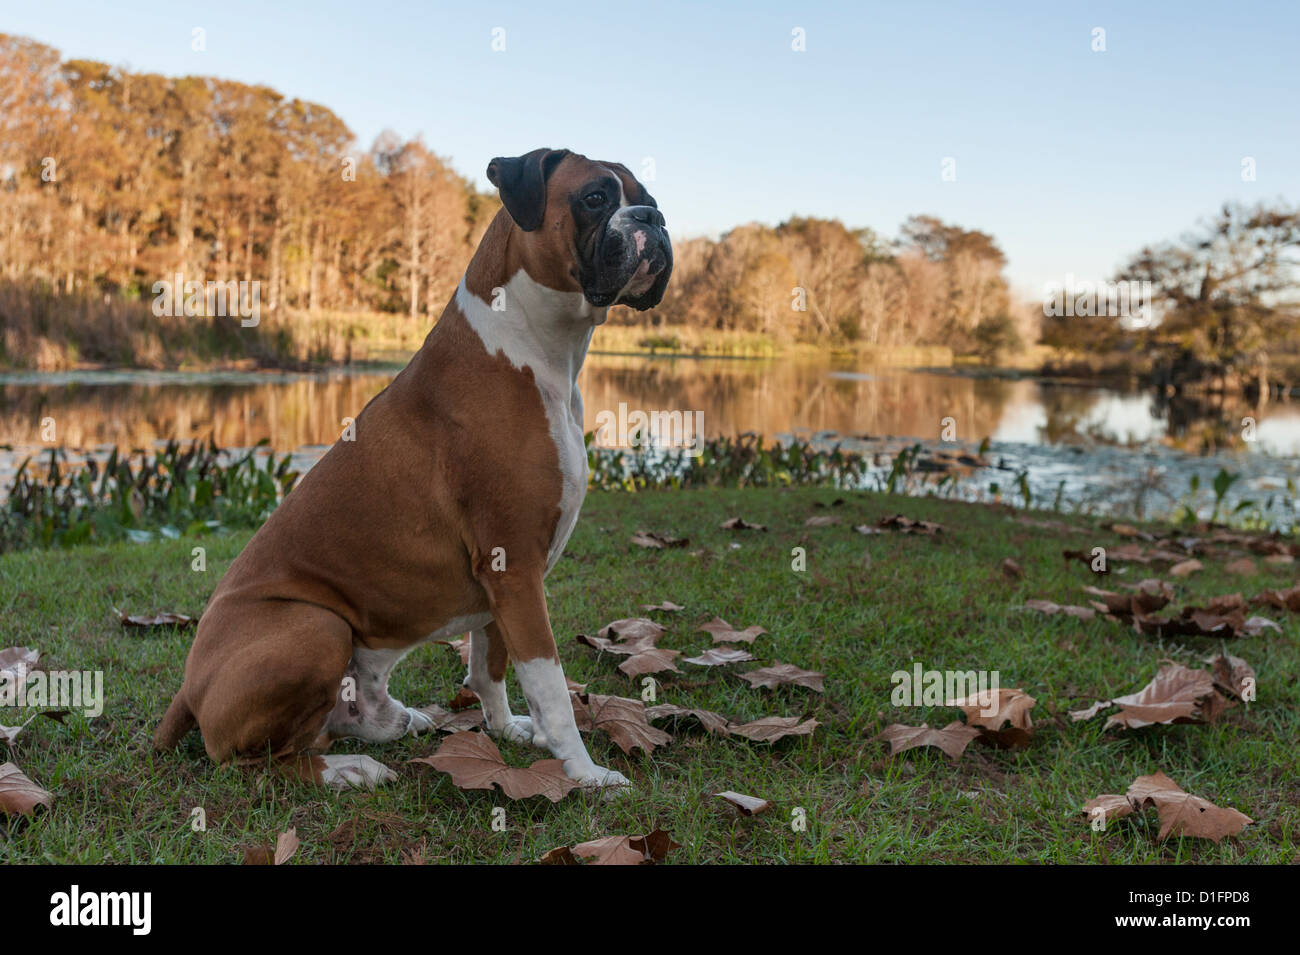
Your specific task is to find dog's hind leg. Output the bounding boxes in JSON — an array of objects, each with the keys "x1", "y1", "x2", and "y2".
[
  {"x1": 464, "y1": 622, "x2": 537, "y2": 745},
  {"x1": 323, "y1": 645, "x2": 435, "y2": 743}
]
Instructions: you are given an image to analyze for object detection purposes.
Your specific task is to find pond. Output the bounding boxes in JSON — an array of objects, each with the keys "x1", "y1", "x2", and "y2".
[{"x1": 2, "y1": 354, "x2": 1299, "y2": 523}]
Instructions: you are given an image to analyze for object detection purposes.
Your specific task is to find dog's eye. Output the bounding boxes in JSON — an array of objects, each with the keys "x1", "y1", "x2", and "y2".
[{"x1": 582, "y1": 191, "x2": 607, "y2": 210}]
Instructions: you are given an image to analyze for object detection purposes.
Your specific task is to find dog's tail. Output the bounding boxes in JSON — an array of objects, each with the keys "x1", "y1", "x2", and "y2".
[{"x1": 154, "y1": 691, "x2": 197, "y2": 750}]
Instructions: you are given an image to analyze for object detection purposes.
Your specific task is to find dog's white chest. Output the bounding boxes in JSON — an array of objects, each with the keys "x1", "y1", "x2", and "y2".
[{"x1": 455, "y1": 275, "x2": 597, "y2": 577}]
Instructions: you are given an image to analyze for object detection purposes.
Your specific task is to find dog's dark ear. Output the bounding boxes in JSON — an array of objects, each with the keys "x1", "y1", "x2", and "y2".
[{"x1": 486, "y1": 148, "x2": 570, "y2": 232}]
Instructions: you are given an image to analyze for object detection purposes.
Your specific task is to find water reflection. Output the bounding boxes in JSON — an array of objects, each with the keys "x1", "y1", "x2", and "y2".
[{"x1": 1, "y1": 356, "x2": 1298, "y2": 458}]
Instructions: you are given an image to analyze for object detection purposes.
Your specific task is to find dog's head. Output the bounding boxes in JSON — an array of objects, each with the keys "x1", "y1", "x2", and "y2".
[{"x1": 486, "y1": 148, "x2": 672, "y2": 311}]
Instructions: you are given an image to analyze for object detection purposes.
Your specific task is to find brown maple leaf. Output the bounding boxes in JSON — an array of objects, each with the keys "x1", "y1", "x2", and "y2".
[
  {"x1": 434, "y1": 637, "x2": 471, "y2": 666},
  {"x1": 543, "y1": 828, "x2": 681, "y2": 865},
  {"x1": 1127, "y1": 772, "x2": 1252, "y2": 841},
  {"x1": 1072, "y1": 663, "x2": 1220, "y2": 729},
  {"x1": 739, "y1": 663, "x2": 825, "y2": 692},
  {"x1": 577, "y1": 619, "x2": 679, "y2": 678},
  {"x1": 447, "y1": 686, "x2": 480, "y2": 711},
  {"x1": 697, "y1": 617, "x2": 768, "y2": 644},
  {"x1": 640, "y1": 600, "x2": 685, "y2": 612},
  {"x1": 727, "y1": 715, "x2": 820, "y2": 744},
  {"x1": 597, "y1": 617, "x2": 667, "y2": 645},
  {"x1": 242, "y1": 828, "x2": 299, "y2": 866},
  {"x1": 412, "y1": 732, "x2": 580, "y2": 802},
  {"x1": 948, "y1": 687, "x2": 1036, "y2": 729},
  {"x1": 1025, "y1": 599, "x2": 1096, "y2": 621},
  {"x1": 684, "y1": 646, "x2": 756, "y2": 666},
  {"x1": 0, "y1": 647, "x2": 38, "y2": 697},
  {"x1": 876, "y1": 721, "x2": 980, "y2": 760},
  {"x1": 1082, "y1": 792, "x2": 1136, "y2": 828},
  {"x1": 115, "y1": 608, "x2": 195, "y2": 629},
  {"x1": 414, "y1": 703, "x2": 485, "y2": 733},
  {"x1": 1253, "y1": 584, "x2": 1300, "y2": 612},
  {"x1": 1170, "y1": 559, "x2": 1203, "y2": 578},
  {"x1": 644, "y1": 703, "x2": 732, "y2": 735},
  {"x1": 572, "y1": 693, "x2": 672, "y2": 755},
  {"x1": 0, "y1": 761, "x2": 52, "y2": 816},
  {"x1": 1085, "y1": 772, "x2": 1252, "y2": 843},
  {"x1": 1205, "y1": 653, "x2": 1255, "y2": 699}
]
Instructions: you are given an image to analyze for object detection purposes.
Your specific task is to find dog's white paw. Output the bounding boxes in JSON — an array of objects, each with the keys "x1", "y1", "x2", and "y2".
[
  {"x1": 405, "y1": 706, "x2": 436, "y2": 736},
  {"x1": 565, "y1": 760, "x2": 631, "y2": 792},
  {"x1": 319, "y1": 754, "x2": 397, "y2": 791},
  {"x1": 498, "y1": 714, "x2": 539, "y2": 745}
]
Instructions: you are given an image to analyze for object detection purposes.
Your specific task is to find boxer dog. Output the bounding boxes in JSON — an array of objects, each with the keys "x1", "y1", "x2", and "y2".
[{"x1": 154, "y1": 148, "x2": 671, "y2": 790}]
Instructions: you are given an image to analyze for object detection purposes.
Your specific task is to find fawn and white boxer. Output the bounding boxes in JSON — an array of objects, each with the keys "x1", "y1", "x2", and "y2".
[{"x1": 154, "y1": 149, "x2": 672, "y2": 789}]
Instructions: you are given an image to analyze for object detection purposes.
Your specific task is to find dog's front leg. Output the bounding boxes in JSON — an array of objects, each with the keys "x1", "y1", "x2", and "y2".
[
  {"x1": 465, "y1": 622, "x2": 535, "y2": 744},
  {"x1": 476, "y1": 568, "x2": 629, "y2": 789}
]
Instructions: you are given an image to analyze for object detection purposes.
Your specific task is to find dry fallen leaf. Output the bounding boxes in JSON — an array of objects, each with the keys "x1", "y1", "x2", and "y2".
[
  {"x1": 948, "y1": 687, "x2": 1036, "y2": 747},
  {"x1": 720, "y1": 517, "x2": 767, "y2": 532},
  {"x1": 414, "y1": 703, "x2": 485, "y2": 734},
  {"x1": 412, "y1": 732, "x2": 581, "y2": 802},
  {"x1": 683, "y1": 646, "x2": 756, "y2": 667},
  {"x1": 242, "y1": 828, "x2": 299, "y2": 866},
  {"x1": 0, "y1": 647, "x2": 38, "y2": 697},
  {"x1": 1205, "y1": 653, "x2": 1255, "y2": 699},
  {"x1": 1170, "y1": 559, "x2": 1203, "y2": 578},
  {"x1": 597, "y1": 617, "x2": 668, "y2": 644},
  {"x1": 0, "y1": 761, "x2": 52, "y2": 816},
  {"x1": 697, "y1": 617, "x2": 768, "y2": 644},
  {"x1": 1084, "y1": 771, "x2": 1252, "y2": 843},
  {"x1": 434, "y1": 637, "x2": 471, "y2": 666},
  {"x1": 1025, "y1": 599, "x2": 1096, "y2": 621},
  {"x1": 630, "y1": 530, "x2": 689, "y2": 549},
  {"x1": 572, "y1": 693, "x2": 672, "y2": 755},
  {"x1": 1071, "y1": 663, "x2": 1222, "y2": 729},
  {"x1": 542, "y1": 829, "x2": 681, "y2": 865},
  {"x1": 447, "y1": 686, "x2": 480, "y2": 711},
  {"x1": 727, "y1": 715, "x2": 820, "y2": 744},
  {"x1": 1085, "y1": 579, "x2": 1174, "y2": 617},
  {"x1": 1126, "y1": 772, "x2": 1252, "y2": 842},
  {"x1": 640, "y1": 600, "x2": 685, "y2": 612},
  {"x1": 877, "y1": 514, "x2": 943, "y2": 535},
  {"x1": 1254, "y1": 584, "x2": 1300, "y2": 612},
  {"x1": 644, "y1": 703, "x2": 732, "y2": 735},
  {"x1": 739, "y1": 663, "x2": 825, "y2": 692},
  {"x1": 1001, "y1": 558, "x2": 1023, "y2": 580},
  {"x1": 577, "y1": 618, "x2": 680, "y2": 678},
  {"x1": 715, "y1": 790, "x2": 772, "y2": 816},
  {"x1": 1225, "y1": 557, "x2": 1258, "y2": 576},
  {"x1": 876, "y1": 721, "x2": 980, "y2": 760},
  {"x1": 115, "y1": 608, "x2": 195, "y2": 629}
]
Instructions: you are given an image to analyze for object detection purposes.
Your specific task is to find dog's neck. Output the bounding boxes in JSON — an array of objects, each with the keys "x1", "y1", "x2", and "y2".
[{"x1": 454, "y1": 217, "x2": 605, "y2": 395}]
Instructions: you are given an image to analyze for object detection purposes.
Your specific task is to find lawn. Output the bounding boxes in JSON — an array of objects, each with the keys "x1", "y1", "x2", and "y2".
[{"x1": 1, "y1": 487, "x2": 1296, "y2": 863}]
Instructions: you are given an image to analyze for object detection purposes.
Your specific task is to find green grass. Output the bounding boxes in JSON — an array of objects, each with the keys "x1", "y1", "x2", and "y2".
[{"x1": 1, "y1": 487, "x2": 1297, "y2": 863}]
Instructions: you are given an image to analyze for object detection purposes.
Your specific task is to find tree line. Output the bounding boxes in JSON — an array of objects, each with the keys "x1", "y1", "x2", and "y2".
[{"x1": 0, "y1": 33, "x2": 1036, "y2": 362}]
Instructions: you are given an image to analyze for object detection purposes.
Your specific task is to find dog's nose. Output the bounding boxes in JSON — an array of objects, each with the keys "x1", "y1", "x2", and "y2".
[{"x1": 627, "y1": 205, "x2": 665, "y2": 228}]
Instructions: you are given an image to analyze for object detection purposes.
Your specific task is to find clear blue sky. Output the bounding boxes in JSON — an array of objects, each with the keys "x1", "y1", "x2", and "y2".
[{"x1": 4, "y1": 0, "x2": 1297, "y2": 296}]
